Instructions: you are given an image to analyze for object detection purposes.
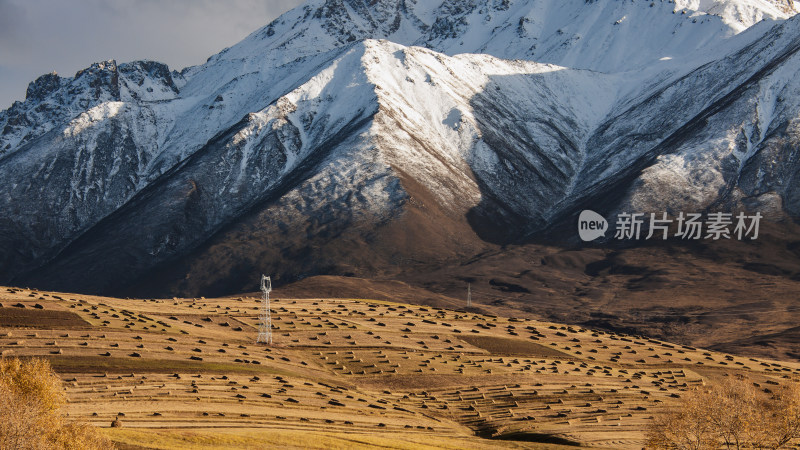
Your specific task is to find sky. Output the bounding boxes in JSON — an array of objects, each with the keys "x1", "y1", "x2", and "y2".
[{"x1": 0, "y1": 0, "x2": 304, "y2": 109}]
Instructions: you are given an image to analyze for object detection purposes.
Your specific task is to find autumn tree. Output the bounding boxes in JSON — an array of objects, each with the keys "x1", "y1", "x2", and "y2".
[
  {"x1": 647, "y1": 375, "x2": 800, "y2": 449},
  {"x1": 0, "y1": 357, "x2": 113, "y2": 449}
]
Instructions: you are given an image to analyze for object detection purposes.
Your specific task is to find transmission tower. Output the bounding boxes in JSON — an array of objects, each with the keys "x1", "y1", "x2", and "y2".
[
  {"x1": 467, "y1": 283, "x2": 472, "y2": 308},
  {"x1": 257, "y1": 275, "x2": 272, "y2": 345}
]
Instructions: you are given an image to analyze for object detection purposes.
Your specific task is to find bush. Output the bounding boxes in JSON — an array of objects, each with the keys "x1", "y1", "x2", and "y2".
[
  {"x1": 0, "y1": 357, "x2": 113, "y2": 449},
  {"x1": 647, "y1": 375, "x2": 800, "y2": 449}
]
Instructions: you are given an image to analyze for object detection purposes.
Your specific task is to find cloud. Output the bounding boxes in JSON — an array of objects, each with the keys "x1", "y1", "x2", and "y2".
[{"x1": 0, "y1": 0, "x2": 304, "y2": 108}]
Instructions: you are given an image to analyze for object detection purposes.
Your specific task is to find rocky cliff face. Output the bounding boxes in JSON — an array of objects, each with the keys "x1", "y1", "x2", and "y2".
[{"x1": 0, "y1": 0, "x2": 798, "y2": 296}]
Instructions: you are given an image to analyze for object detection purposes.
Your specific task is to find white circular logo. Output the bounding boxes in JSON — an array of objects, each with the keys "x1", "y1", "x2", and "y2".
[{"x1": 578, "y1": 210, "x2": 608, "y2": 242}]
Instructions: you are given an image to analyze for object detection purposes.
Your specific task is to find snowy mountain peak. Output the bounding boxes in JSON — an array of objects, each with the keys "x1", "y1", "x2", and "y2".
[
  {"x1": 25, "y1": 72, "x2": 62, "y2": 101},
  {"x1": 1, "y1": 59, "x2": 179, "y2": 157},
  {"x1": 1, "y1": 0, "x2": 800, "y2": 295},
  {"x1": 204, "y1": 0, "x2": 797, "y2": 84}
]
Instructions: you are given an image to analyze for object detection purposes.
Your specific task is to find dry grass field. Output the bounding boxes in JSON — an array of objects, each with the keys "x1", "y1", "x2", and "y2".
[{"x1": 2, "y1": 286, "x2": 800, "y2": 448}]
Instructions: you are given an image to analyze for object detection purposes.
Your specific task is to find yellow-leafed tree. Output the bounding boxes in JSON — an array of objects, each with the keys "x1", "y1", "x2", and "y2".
[
  {"x1": 647, "y1": 375, "x2": 800, "y2": 449},
  {"x1": 0, "y1": 357, "x2": 112, "y2": 449}
]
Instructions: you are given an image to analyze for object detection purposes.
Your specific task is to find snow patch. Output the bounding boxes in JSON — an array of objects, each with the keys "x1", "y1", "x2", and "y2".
[{"x1": 63, "y1": 102, "x2": 125, "y2": 137}]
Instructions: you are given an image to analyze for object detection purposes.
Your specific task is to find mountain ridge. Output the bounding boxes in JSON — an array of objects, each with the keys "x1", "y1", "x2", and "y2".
[{"x1": 0, "y1": 0, "x2": 799, "y2": 299}]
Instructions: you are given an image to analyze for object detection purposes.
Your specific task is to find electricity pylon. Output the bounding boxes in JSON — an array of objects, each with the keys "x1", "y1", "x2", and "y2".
[{"x1": 257, "y1": 275, "x2": 272, "y2": 345}]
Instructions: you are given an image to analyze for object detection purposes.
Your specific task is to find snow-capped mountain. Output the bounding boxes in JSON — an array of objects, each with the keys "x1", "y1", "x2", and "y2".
[{"x1": 0, "y1": 0, "x2": 798, "y2": 295}]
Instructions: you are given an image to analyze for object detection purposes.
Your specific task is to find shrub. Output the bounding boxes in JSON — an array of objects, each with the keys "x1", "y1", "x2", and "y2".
[{"x1": 0, "y1": 357, "x2": 113, "y2": 449}]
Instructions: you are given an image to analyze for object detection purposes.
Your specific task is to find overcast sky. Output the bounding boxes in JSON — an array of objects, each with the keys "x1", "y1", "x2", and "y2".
[{"x1": 0, "y1": 0, "x2": 304, "y2": 108}]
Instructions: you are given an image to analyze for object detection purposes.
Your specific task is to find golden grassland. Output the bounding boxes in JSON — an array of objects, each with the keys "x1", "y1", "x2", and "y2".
[
  {"x1": 2, "y1": 286, "x2": 800, "y2": 448},
  {"x1": 104, "y1": 428, "x2": 571, "y2": 449}
]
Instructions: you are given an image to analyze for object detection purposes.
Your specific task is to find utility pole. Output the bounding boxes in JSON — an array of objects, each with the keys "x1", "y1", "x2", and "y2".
[{"x1": 257, "y1": 275, "x2": 272, "y2": 345}]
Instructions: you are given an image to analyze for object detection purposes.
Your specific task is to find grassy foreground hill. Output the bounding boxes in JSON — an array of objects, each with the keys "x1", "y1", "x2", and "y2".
[{"x1": 2, "y1": 286, "x2": 800, "y2": 449}]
